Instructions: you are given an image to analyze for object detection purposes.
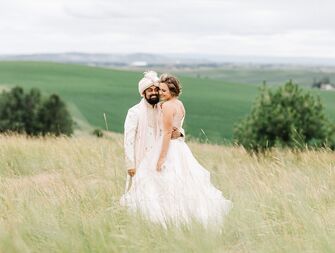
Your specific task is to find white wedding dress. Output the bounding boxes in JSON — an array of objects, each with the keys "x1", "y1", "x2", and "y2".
[{"x1": 120, "y1": 102, "x2": 232, "y2": 229}]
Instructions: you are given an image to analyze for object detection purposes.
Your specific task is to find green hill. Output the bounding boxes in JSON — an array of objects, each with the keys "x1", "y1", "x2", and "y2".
[{"x1": 0, "y1": 61, "x2": 334, "y2": 143}]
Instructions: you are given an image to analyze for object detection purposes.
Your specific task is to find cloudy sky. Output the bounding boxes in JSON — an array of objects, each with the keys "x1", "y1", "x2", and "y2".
[{"x1": 1, "y1": 0, "x2": 335, "y2": 58}]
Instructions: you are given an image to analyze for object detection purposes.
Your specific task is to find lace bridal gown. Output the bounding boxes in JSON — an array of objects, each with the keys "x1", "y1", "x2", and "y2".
[{"x1": 120, "y1": 101, "x2": 232, "y2": 229}]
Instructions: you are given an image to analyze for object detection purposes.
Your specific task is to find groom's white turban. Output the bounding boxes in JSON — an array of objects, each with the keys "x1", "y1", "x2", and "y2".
[{"x1": 138, "y1": 71, "x2": 159, "y2": 96}]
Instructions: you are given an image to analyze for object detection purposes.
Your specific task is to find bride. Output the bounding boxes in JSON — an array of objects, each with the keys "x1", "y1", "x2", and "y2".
[{"x1": 120, "y1": 74, "x2": 232, "y2": 228}]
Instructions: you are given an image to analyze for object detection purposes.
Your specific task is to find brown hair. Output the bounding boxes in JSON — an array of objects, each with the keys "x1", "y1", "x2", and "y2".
[{"x1": 159, "y1": 74, "x2": 182, "y2": 97}]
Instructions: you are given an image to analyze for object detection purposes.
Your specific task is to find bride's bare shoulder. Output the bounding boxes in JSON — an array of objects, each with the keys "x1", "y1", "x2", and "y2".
[
  {"x1": 160, "y1": 100, "x2": 174, "y2": 108},
  {"x1": 161, "y1": 100, "x2": 179, "y2": 115}
]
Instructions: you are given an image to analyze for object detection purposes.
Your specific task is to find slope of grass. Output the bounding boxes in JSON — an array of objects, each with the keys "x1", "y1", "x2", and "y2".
[
  {"x1": 0, "y1": 61, "x2": 334, "y2": 142},
  {"x1": 0, "y1": 135, "x2": 334, "y2": 253}
]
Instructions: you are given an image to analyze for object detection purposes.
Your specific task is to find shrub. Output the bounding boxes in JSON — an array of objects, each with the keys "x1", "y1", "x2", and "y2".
[
  {"x1": 234, "y1": 81, "x2": 335, "y2": 152},
  {"x1": 93, "y1": 128, "x2": 104, "y2": 138}
]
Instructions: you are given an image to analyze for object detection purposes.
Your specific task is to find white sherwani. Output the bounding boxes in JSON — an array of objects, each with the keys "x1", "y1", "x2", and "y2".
[{"x1": 124, "y1": 101, "x2": 158, "y2": 169}]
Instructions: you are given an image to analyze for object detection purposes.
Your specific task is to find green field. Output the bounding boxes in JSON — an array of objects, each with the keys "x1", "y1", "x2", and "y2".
[{"x1": 0, "y1": 61, "x2": 334, "y2": 142}]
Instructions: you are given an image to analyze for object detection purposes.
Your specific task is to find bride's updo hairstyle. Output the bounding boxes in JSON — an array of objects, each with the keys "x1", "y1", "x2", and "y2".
[{"x1": 159, "y1": 74, "x2": 182, "y2": 97}]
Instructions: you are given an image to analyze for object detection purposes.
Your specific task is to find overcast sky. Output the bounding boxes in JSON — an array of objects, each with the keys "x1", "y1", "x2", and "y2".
[{"x1": 1, "y1": 0, "x2": 335, "y2": 58}]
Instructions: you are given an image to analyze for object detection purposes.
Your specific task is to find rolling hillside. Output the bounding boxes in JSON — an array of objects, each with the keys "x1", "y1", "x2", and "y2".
[{"x1": 0, "y1": 61, "x2": 334, "y2": 142}]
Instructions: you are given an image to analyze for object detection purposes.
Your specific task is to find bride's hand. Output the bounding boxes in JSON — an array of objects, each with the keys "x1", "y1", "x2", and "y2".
[{"x1": 156, "y1": 159, "x2": 164, "y2": 172}]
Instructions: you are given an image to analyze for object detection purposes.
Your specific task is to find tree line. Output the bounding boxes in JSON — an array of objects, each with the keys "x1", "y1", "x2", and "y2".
[{"x1": 0, "y1": 86, "x2": 73, "y2": 136}]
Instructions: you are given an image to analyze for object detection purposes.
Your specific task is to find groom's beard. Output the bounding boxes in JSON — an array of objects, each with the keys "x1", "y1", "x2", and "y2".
[{"x1": 145, "y1": 94, "x2": 159, "y2": 105}]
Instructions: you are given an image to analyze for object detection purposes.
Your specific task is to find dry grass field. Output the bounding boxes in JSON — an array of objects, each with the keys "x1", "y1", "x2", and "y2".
[{"x1": 0, "y1": 134, "x2": 334, "y2": 253}]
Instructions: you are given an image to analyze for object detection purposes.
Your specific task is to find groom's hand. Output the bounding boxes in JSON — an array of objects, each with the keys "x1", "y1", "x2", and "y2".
[
  {"x1": 171, "y1": 127, "x2": 182, "y2": 139},
  {"x1": 128, "y1": 168, "x2": 136, "y2": 177}
]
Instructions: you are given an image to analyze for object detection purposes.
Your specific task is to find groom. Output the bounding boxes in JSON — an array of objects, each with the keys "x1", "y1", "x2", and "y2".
[{"x1": 124, "y1": 71, "x2": 183, "y2": 179}]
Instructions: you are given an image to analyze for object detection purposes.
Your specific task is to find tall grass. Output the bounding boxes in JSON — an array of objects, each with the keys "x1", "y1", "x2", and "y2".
[{"x1": 0, "y1": 134, "x2": 334, "y2": 252}]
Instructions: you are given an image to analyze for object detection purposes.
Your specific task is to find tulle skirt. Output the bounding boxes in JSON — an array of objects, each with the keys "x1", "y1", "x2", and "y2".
[{"x1": 120, "y1": 139, "x2": 232, "y2": 229}]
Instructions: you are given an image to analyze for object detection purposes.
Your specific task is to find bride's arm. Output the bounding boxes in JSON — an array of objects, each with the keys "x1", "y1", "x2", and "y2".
[{"x1": 156, "y1": 102, "x2": 174, "y2": 171}]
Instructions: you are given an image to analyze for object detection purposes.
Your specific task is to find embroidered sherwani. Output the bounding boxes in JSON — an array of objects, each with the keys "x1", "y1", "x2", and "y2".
[{"x1": 124, "y1": 101, "x2": 158, "y2": 170}]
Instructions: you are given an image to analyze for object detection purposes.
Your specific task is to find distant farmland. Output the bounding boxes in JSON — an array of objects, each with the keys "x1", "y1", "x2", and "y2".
[
  {"x1": 177, "y1": 67, "x2": 335, "y2": 87},
  {"x1": 0, "y1": 61, "x2": 334, "y2": 143}
]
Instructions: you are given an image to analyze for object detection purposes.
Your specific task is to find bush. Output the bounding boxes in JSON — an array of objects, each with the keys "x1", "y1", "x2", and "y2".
[
  {"x1": 234, "y1": 81, "x2": 335, "y2": 152},
  {"x1": 0, "y1": 87, "x2": 73, "y2": 136},
  {"x1": 92, "y1": 128, "x2": 104, "y2": 138}
]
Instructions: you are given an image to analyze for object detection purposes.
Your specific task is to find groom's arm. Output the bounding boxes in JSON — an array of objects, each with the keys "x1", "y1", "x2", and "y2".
[{"x1": 124, "y1": 107, "x2": 138, "y2": 172}]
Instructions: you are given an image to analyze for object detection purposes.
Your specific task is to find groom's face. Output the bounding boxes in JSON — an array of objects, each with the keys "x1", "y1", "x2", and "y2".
[{"x1": 143, "y1": 85, "x2": 160, "y2": 105}]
